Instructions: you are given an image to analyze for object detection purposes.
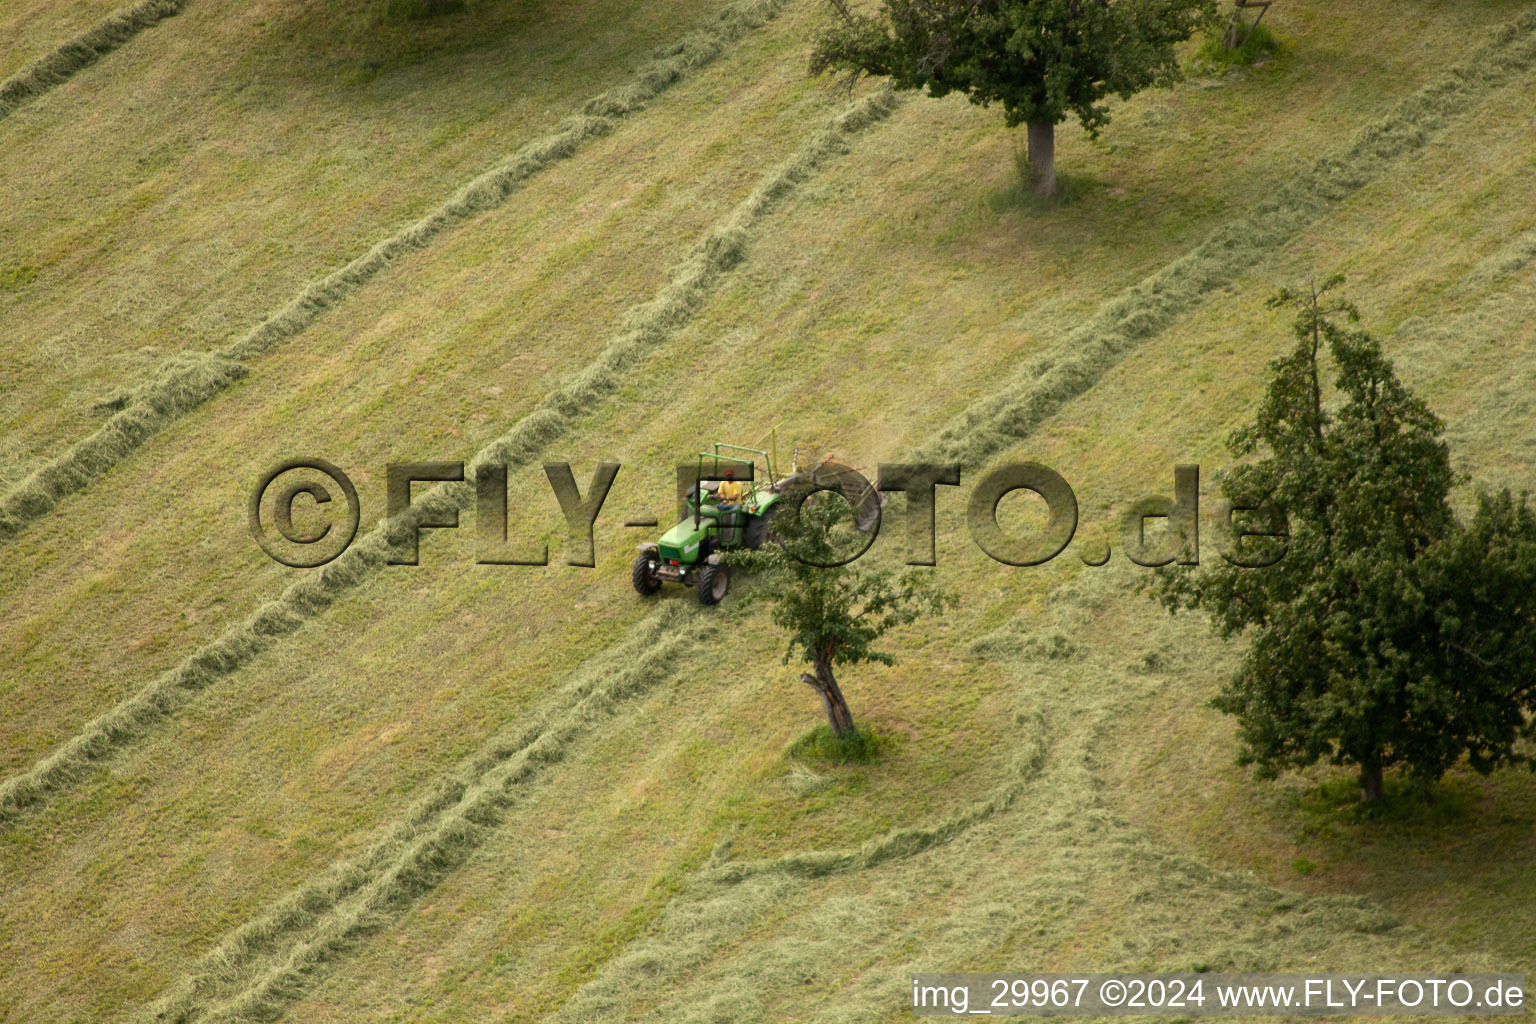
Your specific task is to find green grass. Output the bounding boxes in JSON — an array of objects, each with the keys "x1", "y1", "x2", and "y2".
[
  {"x1": 1, "y1": 0, "x2": 1534, "y2": 1020},
  {"x1": 994, "y1": 154, "x2": 1104, "y2": 212},
  {"x1": 1190, "y1": 20, "x2": 1283, "y2": 75},
  {"x1": 0, "y1": 261, "x2": 41, "y2": 291},
  {"x1": 784, "y1": 721, "x2": 891, "y2": 765}
]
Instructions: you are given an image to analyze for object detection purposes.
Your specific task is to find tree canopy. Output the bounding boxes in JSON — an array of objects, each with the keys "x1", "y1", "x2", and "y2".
[
  {"x1": 1150, "y1": 277, "x2": 1536, "y2": 802},
  {"x1": 811, "y1": 0, "x2": 1213, "y2": 192},
  {"x1": 725, "y1": 490, "x2": 951, "y2": 738}
]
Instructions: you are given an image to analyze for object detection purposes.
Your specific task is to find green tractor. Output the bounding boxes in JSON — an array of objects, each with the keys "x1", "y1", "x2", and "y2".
[{"x1": 632, "y1": 442, "x2": 789, "y2": 605}]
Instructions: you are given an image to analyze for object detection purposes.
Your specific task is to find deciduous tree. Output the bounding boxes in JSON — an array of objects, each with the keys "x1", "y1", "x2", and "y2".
[
  {"x1": 811, "y1": 0, "x2": 1212, "y2": 194},
  {"x1": 726, "y1": 491, "x2": 952, "y2": 737},
  {"x1": 1150, "y1": 278, "x2": 1536, "y2": 802}
]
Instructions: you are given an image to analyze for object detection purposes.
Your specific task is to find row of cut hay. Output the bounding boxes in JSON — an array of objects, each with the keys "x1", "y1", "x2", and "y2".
[
  {"x1": 699, "y1": 713, "x2": 1048, "y2": 884},
  {"x1": 0, "y1": 0, "x2": 186, "y2": 123},
  {"x1": 0, "y1": 351, "x2": 246, "y2": 530},
  {"x1": 914, "y1": 9, "x2": 1536, "y2": 470},
  {"x1": 552, "y1": 794, "x2": 1046, "y2": 1022},
  {"x1": 143, "y1": 608, "x2": 701, "y2": 1024},
  {"x1": 0, "y1": 84, "x2": 903, "y2": 826},
  {"x1": 0, "y1": 0, "x2": 793, "y2": 546}
]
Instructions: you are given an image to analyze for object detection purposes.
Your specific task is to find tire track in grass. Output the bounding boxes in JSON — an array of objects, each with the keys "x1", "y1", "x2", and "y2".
[
  {"x1": 914, "y1": 9, "x2": 1536, "y2": 470},
  {"x1": 142, "y1": 607, "x2": 702, "y2": 1024},
  {"x1": 0, "y1": 85, "x2": 904, "y2": 826},
  {"x1": 0, "y1": 0, "x2": 792, "y2": 547},
  {"x1": 0, "y1": 0, "x2": 186, "y2": 124}
]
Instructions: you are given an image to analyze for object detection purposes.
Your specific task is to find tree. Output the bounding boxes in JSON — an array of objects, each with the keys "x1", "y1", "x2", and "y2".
[
  {"x1": 810, "y1": 0, "x2": 1212, "y2": 195},
  {"x1": 1149, "y1": 277, "x2": 1536, "y2": 803},
  {"x1": 1220, "y1": 0, "x2": 1271, "y2": 50},
  {"x1": 725, "y1": 491, "x2": 952, "y2": 738}
]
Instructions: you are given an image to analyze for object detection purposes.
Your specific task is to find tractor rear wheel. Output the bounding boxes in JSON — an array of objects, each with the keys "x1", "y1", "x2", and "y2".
[
  {"x1": 632, "y1": 552, "x2": 660, "y2": 596},
  {"x1": 696, "y1": 563, "x2": 729, "y2": 605},
  {"x1": 745, "y1": 504, "x2": 784, "y2": 548}
]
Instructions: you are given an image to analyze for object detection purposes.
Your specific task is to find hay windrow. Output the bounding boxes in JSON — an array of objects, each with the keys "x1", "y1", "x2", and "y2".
[
  {"x1": 0, "y1": 0, "x2": 794, "y2": 547},
  {"x1": 0, "y1": 0, "x2": 187, "y2": 124},
  {"x1": 700, "y1": 714, "x2": 1049, "y2": 885},
  {"x1": 701, "y1": 781, "x2": 1029, "y2": 884},
  {"x1": 0, "y1": 85, "x2": 903, "y2": 825},
  {"x1": 0, "y1": 351, "x2": 246, "y2": 530},
  {"x1": 915, "y1": 9, "x2": 1536, "y2": 469}
]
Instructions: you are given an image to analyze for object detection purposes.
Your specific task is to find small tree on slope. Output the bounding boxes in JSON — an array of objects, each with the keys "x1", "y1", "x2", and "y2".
[
  {"x1": 810, "y1": 0, "x2": 1212, "y2": 195},
  {"x1": 726, "y1": 493, "x2": 952, "y2": 738},
  {"x1": 1150, "y1": 277, "x2": 1536, "y2": 803}
]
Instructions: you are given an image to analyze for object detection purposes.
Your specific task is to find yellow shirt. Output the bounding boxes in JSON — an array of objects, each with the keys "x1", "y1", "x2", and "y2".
[{"x1": 717, "y1": 479, "x2": 749, "y2": 503}]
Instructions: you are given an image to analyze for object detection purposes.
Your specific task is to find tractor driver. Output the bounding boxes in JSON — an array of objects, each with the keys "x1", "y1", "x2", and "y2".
[
  {"x1": 715, "y1": 467, "x2": 750, "y2": 508},
  {"x1": 713, "y1": 467, "x2": 750, "y2": 541}
]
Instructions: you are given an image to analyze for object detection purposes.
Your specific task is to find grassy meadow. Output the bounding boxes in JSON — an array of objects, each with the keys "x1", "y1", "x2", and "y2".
[{"x1": 1, "y1": 0, "x2": 1534, "y2": 1020}]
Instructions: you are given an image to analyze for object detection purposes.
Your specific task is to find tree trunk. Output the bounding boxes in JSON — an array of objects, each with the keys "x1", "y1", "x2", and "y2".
[
  {"x1": 801, "y1": 652, "x2": 856, "y2": 738},
  {"x1": 1225, "y1": 9, "x2": 1243, "y2": 49},
  {"x1": 1359, "y1": 760, "x2": 1385, "y2": 804},
  {"x1": 1027, "y1": 119, "x2": 1057, "y2": 197}
]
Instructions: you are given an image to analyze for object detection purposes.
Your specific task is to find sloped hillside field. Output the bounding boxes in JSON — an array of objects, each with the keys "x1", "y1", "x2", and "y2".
[{"x1": 2, "y1": 0, "x2": 1534, "y2": 1020}]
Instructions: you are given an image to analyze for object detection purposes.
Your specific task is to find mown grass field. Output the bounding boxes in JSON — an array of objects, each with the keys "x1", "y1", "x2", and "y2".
[{"x1": 1, "y1": 0, "x2": 1534, "y2": 1020}]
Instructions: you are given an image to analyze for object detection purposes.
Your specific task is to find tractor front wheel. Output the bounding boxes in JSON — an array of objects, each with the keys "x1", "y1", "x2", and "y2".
[
  {"x1": 696, "y1": 563, "x2": 729, "y2": 605},
  {"x1": 632, "y1": 552, "x2": 660, "y2": 596}
]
